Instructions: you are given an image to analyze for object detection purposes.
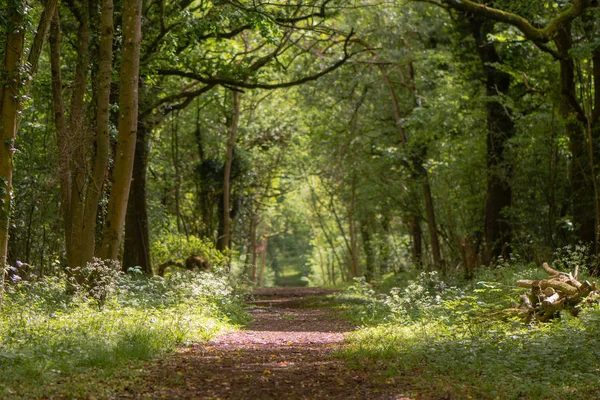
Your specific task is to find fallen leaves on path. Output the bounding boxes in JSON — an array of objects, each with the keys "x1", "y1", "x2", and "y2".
[{"x1": 124, "y1": 288, "x2": 415, "y2": 399}]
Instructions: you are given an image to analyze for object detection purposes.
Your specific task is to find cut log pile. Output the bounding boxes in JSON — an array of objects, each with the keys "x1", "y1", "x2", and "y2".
[{"x1": 515, "y1": 262, "x2": 598, "y2": 322}]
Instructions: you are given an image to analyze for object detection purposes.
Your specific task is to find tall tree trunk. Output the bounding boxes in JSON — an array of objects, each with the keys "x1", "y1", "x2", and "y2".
[
  {"x1": 100, "y1": 0, "x2": 143, "y2": 260},
  {"x1": 0, "y1": 1, "x2": 26, "y2": 305},
  {"x1": 49, "y1": 10, "x2": 72, "y2": 266},
  {"x1": 0, "y1": 0, "x2": 57, "y2": 304},
  {"x1": 469, "y1": 17, "x2": 515, "y2": 264},
  {"x1": 123, "y1": 118, "x2": 152, "y2": 274},
  {"x1": 553, "y1": 26, "x2": 596, "y2": 247},
  {"x1": 220, "y1": 91, "x2": 241, "y2": 252},
  {"x1": 67, "y1": 1, "x2": 92, "y2": 269},
  {"x1": 81, "y1": 0, "x2": 113, "y2": 265},
  {"x1": 171, "y1": 111, "x2": 187, "y2": 236}
]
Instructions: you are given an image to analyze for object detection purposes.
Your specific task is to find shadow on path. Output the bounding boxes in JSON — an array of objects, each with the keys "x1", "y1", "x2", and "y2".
[{"x1": 126, "y1": 287, "x2": 412, "y2": 399}]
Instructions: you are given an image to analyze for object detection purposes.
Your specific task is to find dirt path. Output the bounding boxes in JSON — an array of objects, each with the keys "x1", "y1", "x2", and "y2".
[{"x1": 128, "y1": 287, "x2": 411, "y2": 399}]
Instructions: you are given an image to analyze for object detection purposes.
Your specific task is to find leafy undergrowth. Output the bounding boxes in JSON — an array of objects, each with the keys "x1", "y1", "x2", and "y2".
[
  {"x1": 0, "y1": 268, "x2": 249, "y2": 399},
  {"x1": 336, "y1": 262, "x2": 600, "y2": 399}
]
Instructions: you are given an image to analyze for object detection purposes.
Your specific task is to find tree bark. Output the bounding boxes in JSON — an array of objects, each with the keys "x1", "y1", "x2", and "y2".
[
  {"x1": 100, "y1": 0, "x2": 143, "y2": 260},
  {"x1": 348, "y1": 173, "x2": 360, "y2": 277},
  {"x1": 410, "y1": 215, "x2": 423, "y2": 268},
  {"x1": 360, "y1": 213, "x2": 376, "y2": 281},
  {"x1": 468, "y1": 17, "x2": 515, "y2": 264},
  {"x1": 0, "y1": 1, "x2": 26, "y2": 305},
  {"x1": 123, "y1": 118, "x2": 153, "y2": 274},
  {"x1": 67, "y1": 0, "x2": 92, "y2": 269},
  {"x1": 554, "y1": 25, "x2": 595, "y2": 246},
  {"x1": 220, "y1": 91, "x2": 241, "y2": 252},
  {"x1": 422, "y1": 169, "x2": 442, "y2": 269},
  {"x1": 49, "y1": 10, "x2": 72, "y2": 265},
  {"x1": 81, "y1": 0, "x2": 114, "y2": 265}
]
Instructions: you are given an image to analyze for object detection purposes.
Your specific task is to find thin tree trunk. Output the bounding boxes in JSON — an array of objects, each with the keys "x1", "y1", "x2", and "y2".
[
  {"x1": 348, "y1": 173, "x2": 360, "y2": 277},
  {"x1": 100, "y1": 0, "x2": 143, "y2": 260},
  {"x1": 0, "y1": 3, "x2": 26, "y2": 305},
  {"x1": 360, "y1": 214, "x2": 375, "y2": 281},
  {"x1": 259, "y1": 236, "x2": 267, "y2": 288},
  {"x1": 67, "y1": 0, "x2": 92, "y2": 269},
  {"x1": 247, "y1": 213, "x2": 259, "y2": 281},
  {"x1": 49, "y1": 10, "x2": 72, "y2": 265},
  {"x1": 422, "y1": 169, "x2": 442, "y2": 269},
  {"x1": 410, "y1": 216, "x2": 423, "y2": 268},
  {"x1": 172, "y1": 111, "x2": 185, "y2": 235},
  {"x1": 220, "y1": 91, "x2": 241, "y2": 252},
  {"x1": 373, "y1": 51, "x2": 440, "y2": 269}
]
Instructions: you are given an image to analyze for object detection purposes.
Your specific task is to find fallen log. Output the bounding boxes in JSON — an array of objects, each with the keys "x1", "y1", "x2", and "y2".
[{"x1": 514, "y1": 263, "x2": 598, "y2": 322}]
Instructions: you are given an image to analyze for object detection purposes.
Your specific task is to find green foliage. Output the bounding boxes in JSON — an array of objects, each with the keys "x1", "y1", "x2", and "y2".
[
  {"x1": 0, "y1": 270, "x2": 248, "y2": 398},
  {"x1": 339, "y1": 262, "x2": 600, "y2": 399},
  {"x1": 151, "y1": 234, "x2": 228, "y2": 271}
]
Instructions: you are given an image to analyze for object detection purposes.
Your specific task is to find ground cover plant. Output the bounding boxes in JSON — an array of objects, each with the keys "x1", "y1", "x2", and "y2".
[
  {"x1": 337, "y1": 260, "x2": 600, "y2": 400},
  {"x1": 0, "y1": 262, "x2": 248, "y2": 399}
]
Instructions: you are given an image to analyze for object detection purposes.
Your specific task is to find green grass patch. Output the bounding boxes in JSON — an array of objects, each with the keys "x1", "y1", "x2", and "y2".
[
  {"x1": 338, "y1": 264, "x2": 600, "y2": 399},
  {"x1": 0, "y1": 270, "x2": 249, "y2": 399}
]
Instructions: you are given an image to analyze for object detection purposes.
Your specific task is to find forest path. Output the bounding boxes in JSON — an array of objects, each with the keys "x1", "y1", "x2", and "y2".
[{"x1": 128, "y1": 287, "x2": 412, "y2": 399}]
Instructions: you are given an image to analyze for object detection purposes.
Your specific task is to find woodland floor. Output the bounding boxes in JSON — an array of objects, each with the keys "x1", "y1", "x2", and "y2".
[{"x1": 121, "y1": 287, "x2": 414, "y2": 399}]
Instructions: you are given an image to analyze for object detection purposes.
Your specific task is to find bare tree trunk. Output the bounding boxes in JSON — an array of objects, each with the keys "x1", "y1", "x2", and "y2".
[
  {"x1": 171, "y1": 111, "x2": 186, "y2": 235},
  {"x1": 123, "y1": 118, "x2": 153, "y2": 274},
  {"x1": 0, "y1": 0, "x2": 57, "y2": 304},
  {"x1": 100, "y1": 0, "x2": 143, "y2": 260},
  {"x1": 247, "y1": 213, "x2": 259, "y2": 281},
  {"x1": 81, "y1": 0, "x2": 113, "y2": 265},
  {"x1": 410, "y1": 216, "x2": 423, "y2": 268},
  {"x1": 259, "y1": 236, "x2": 267, "y2": 288},
  {"x1": 67, "y1": 1, "x2": 92, "y2": 269},
  {"x1": 468, "y1": 17, "x2": 514, "y2": 265},
  {"x1": 220, "y1": 91, "x2": 241, "y2": 252},
  {"x1": 545, "y1": 25, "x2": 595, "y2": 251},
  {"x1": 0, "y1": 2, "x2": 26, "y2": 305},
  {"x1": 422, "y1": 170, "x2": 442, "y2": 269},
  {"x1": 49, "y1": 10, "x2": 72, "y2": 265},
  {"x1": 360, "y1": 213, "x2": 376, "y2": 281}
]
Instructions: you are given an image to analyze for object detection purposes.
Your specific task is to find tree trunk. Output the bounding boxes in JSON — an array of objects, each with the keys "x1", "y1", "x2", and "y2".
[
  {"x1": 554, "y1": 26, "x2": 596, "y2": 247},
  {"x1": 0, "y1": 2, "x2": 26, "y2": 305},
  {"x1": 360, "y1": 214, "x2": 375, "y2": 281},
  {"x1": 49, "y1": 10, "x2": 72, "y2": 266},
  {"x1": 410, "y1": 215, "x2": 423, "y2": 268},
  {"x1": 100, "y1": 0, "x2": 143, "y2": 260},
  {"x1": 123, "y1": 118, "x2": 153, "y2": 274},
  {"x1": 469, "y1": 17, "x2": 515, "y2": 264},
  {"x1": 348, "y1": 173, "x2": 360, "y2": 277},
  {"x1": 422, "y1": 170, "x2": 442, "y2": 269},
  {"x1": 81, "y1": 0, "x2": 113, "y2": 265},
  {"x1": 220, "y1": 91, "x2": 241, "y2": 252},
  {"x1": 67, "y1": 1, "x2": 92, "y2": 269}
]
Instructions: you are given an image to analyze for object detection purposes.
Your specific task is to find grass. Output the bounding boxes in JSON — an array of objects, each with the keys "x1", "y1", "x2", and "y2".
[
  {"x1": 336, "y1": 263, "x2": 600, "y2": 399},
  {"x1": 0, "y1": 269, "x2": 249, "y2": 399}
]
